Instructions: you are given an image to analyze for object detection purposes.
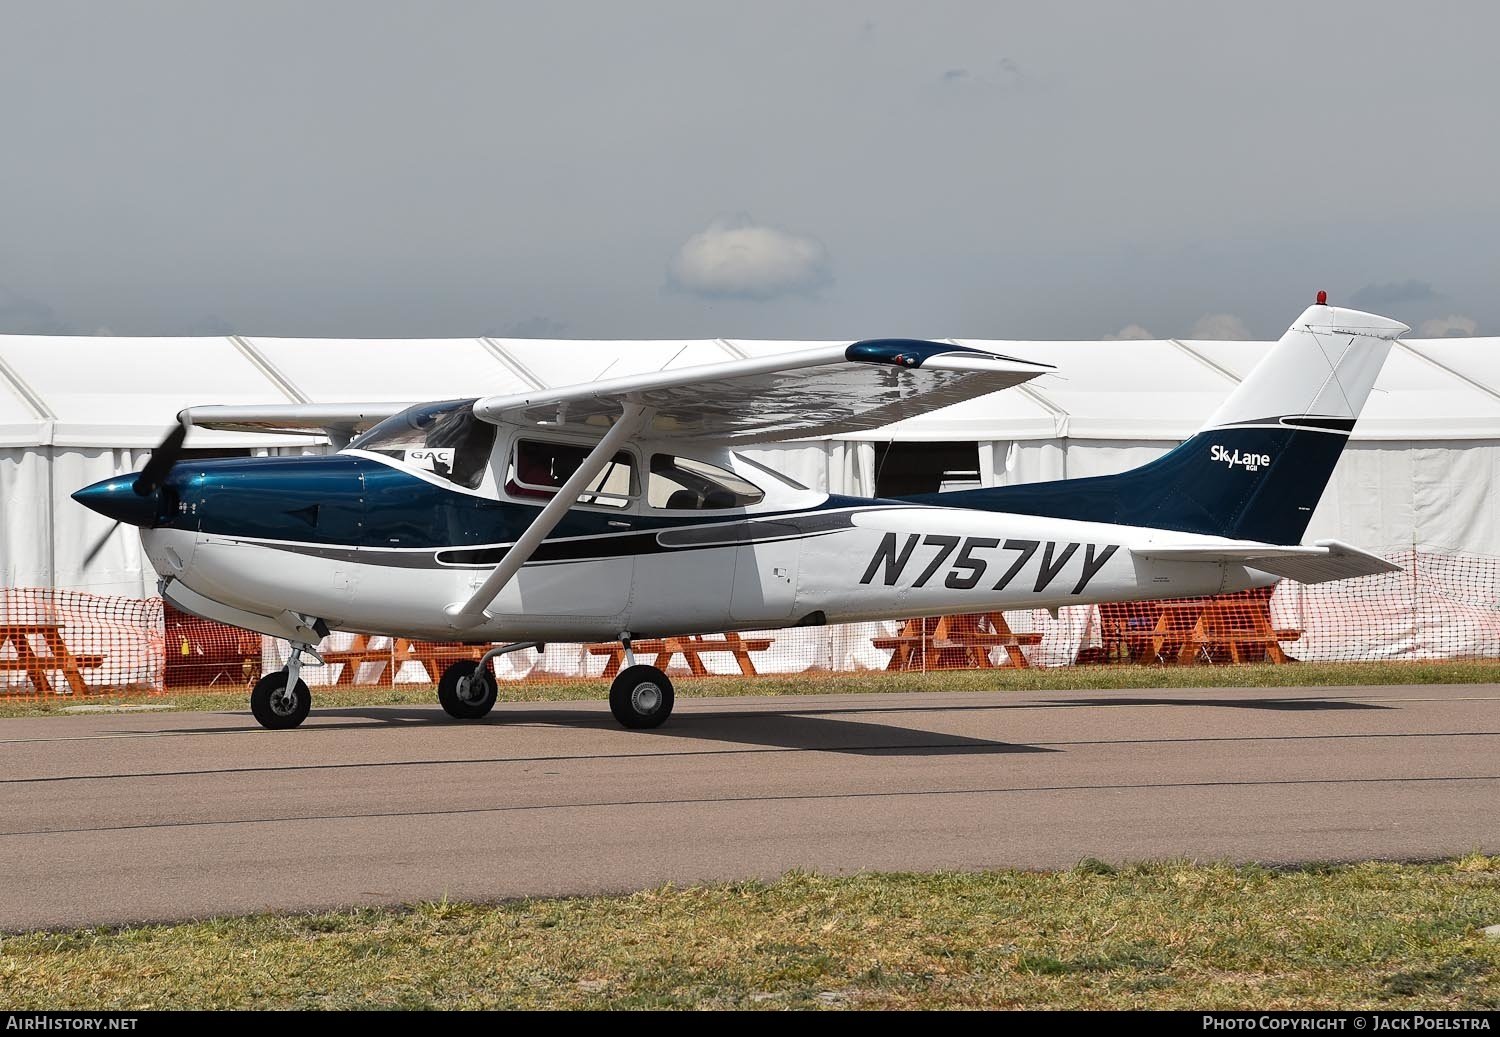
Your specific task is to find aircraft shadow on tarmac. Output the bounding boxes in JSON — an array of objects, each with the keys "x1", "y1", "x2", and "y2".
[
  {"x1": 656, "y1": 710, "x2": 1056, "y2": 757},
  {"x1": 1047, "y1": 696, "x2": 1394, "y2": 712},
  {"x1": 209, "y1": 705, "x2": 1056, "y2": 758}
]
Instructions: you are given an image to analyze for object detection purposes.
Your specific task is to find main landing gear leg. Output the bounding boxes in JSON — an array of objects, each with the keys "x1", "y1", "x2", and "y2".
[
  {"x1": 250, "y1": 640, "x2": 314, "y2": 730},
  {"x1": 609, "y1": 631, "x2": 674, "y2": 730},
  {"x1": 438, "y1": 641, "x2": 543, "y2": 721}
]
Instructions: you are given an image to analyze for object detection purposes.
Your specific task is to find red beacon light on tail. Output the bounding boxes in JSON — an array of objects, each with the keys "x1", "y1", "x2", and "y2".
[{"x1": 1316, "y1": 290, "x2": 1328, "y2": 306}]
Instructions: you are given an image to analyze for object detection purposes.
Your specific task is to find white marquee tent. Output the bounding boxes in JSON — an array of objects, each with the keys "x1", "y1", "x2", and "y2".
[{"x1": 2, "y1": 331, "x2": 1496, "y2": 631}]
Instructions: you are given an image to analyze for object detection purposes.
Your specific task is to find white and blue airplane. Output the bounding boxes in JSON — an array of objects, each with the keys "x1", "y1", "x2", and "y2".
[{"x1": 74, "y1": 297, "x2": 1405, "y2": 730}]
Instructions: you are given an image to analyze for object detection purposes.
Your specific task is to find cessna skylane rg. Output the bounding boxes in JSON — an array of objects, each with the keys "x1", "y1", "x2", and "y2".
[{"x1": 74, "y1": 298, "x2": 1406, "y2": 730}]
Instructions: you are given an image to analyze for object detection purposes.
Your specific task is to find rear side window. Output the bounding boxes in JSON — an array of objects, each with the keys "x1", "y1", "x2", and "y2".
[
  {"x1": 648, "y1": 454, "x2": 764, "y2": 510},
  {"x1": 507, "y1": 439, "x2": 637, "y2": 509}
]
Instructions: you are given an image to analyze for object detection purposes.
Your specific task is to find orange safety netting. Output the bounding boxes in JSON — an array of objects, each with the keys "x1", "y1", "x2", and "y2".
[
  {"x1": 4, "y1": 549, "x2": 1498, "y2": 700},
  {"x1": 1, "y1": 589, "x2": 164, "y2": 698}
]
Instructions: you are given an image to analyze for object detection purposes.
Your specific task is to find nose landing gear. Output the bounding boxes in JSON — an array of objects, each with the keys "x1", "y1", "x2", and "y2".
[{"x1": 250, "y1": 639, "x2": 314, "y2": 730}]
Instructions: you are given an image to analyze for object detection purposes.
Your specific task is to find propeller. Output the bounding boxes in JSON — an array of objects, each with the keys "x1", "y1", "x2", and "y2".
[
  {"x1": 81, "y1": 521, "x2": 119, "y2": 568},
  {"x1": 134, "y1": 418, "x2": 188, "y2": 496},
  {"x1": 79, "y1": 418, "x2": 190, "y2": 569}
]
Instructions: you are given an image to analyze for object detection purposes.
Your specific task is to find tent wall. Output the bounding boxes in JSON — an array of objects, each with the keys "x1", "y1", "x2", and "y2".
[
  {"x1": 2, "y1": 446, "x2": 156, "y2": 599},
  {"x1": 1309, "y1": 440, "x2": 1500, "y2": 557},
  {"x1": 735, "y1": 441, "x2": 876, "y2": 497}
]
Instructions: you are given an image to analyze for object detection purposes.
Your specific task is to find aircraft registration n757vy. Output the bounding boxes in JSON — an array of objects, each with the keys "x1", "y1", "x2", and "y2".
[{"x1": 74, "y1": 297, "x2": 1407, "y2": 730}]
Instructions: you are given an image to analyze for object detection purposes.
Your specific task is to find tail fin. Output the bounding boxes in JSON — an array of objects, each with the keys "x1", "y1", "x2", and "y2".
[{"x1": 923, "y1": 301, "x2": 1408, "y2": 544}]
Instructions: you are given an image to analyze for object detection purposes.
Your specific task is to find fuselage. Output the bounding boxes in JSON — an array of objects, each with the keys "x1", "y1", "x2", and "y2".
[{"x1": 107, "y1": 429, "x2": 1270, "y2": 644}]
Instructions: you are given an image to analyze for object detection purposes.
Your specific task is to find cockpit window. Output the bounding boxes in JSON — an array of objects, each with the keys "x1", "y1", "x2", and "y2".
[
  {"x1": 507, "y1": 439, "x2": 637, "y2": 510},
  {"x1": 347, "y1": 399, "x2": 496, "y2": 489},
  {"x1": 648, "y1": 454, "x2": 764, "y2": 510}
]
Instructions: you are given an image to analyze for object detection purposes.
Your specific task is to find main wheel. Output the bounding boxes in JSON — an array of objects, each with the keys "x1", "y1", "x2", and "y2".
[
  {"x1": 609, "y1": 664, "x2": 674, "y2": 729},
  {"x1": 250, "y1": 669, "x2": 311, "y2": 730},
  {"x1": 438, "y1": 659, "x2": 497, "y2": 720}
]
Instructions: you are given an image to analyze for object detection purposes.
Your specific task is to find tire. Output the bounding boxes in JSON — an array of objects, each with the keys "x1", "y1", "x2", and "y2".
[
  {"x1": 250, "y1": 669, "x2": 311, "y2": 730},
  {"x1": 438, "y1": 659, "x2": 497, "y2": 720},
  {"x1": 609, "y1": 664, "x2": 674, "y2": 729}
]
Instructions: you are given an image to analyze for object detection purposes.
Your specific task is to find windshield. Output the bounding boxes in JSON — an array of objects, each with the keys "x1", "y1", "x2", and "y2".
[{"x1": 348, "y1": 399, "x2": 496, "y2": 489}]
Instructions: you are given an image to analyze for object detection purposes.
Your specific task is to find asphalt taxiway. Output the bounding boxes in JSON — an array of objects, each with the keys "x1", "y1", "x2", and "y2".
[{"x1": 2, "y1": 684, "x2": 1495, "y2": 931}]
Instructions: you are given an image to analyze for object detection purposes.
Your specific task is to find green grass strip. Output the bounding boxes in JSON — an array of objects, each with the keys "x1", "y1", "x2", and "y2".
[{"x1": 4, "y1": 858, "x2": 1498, "y2": 1009}]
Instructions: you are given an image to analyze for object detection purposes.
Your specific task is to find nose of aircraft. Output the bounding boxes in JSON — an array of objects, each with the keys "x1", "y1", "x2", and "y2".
[{"x1": 72, "y1": 476, "x2": 166, "y2": 528}]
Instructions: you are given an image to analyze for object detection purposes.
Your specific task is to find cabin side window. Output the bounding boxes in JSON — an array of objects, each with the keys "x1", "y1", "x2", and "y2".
[
  {"x1": 347, "y1": 400, "x2": 496, "y2": 490},
  {"x1": 648, "y1": 454, "x2": 764, "y2": 510},
  {"x1": 507, "y1": 439, "x2": 637, "y2": 510}
]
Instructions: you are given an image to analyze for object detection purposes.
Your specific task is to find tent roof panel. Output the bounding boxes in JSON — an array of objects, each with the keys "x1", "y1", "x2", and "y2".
[
  {"x1": 243, "y1": 337, "x2": 530, "y2": 402},
  {"x1": 0, "y1": 378, "x2": 41, "y2": 423},
  {"x1": 958, "y1": 340, "x2": 1235, "y2": 432},
  {"x1": 497, "y1": 339, "x2": 739, "y2": 386},
  {"x1": 1175, "y1": 340, "x2": 1268, "y2": 379},
  {"x1": 0, "y1": 336, "x2": 285, "y2": 428},
  {"x1": 974, "y1": 340, "x2": 1240, "y2": 394},
  {"x1": 1403, "y1": 339, "x2": 1500, "y2": 399}
]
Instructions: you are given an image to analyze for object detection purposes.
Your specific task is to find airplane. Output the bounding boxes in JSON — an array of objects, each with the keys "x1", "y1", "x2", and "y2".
[{"x1": 73, "y1": 295, "x2": 1406, "y2": 731}]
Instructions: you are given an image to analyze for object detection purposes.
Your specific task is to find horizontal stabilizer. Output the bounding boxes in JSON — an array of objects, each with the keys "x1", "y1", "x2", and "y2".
[{"x1": 1134, "y1": 539, "x2": 1401, "y2": 584}]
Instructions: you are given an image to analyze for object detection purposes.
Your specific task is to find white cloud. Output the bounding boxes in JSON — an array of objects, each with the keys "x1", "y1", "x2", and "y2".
[
  {"x1": 1104, "y1": 324, "x2": 1154, "y2": 340},
  {"x1": 1418, "y1": 315, "x2": 1478, "y2": 338},
  {"x1": 1189, "y1": 314, "x2": 1253, "y2": 340},
  {"x1": 667, "y1": 216, "x2": 832, "y2": 301}
]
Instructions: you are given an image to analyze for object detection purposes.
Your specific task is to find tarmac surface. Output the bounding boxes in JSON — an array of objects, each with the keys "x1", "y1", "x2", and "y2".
[{"x1": 2, "y1": 683, "x2": 1497, "y2": 932}]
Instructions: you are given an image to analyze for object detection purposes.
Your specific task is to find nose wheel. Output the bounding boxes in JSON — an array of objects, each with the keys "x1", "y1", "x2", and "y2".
[
  {"x1": 250, "y1": 669, "x2": 311, "y2": 729},
  {"x1": 609, "y1": 664, "x2": 674, "y2": 729}
]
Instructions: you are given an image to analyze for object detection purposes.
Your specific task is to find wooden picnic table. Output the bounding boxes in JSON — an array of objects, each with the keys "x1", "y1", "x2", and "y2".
[
  {"x1": 316, "y1": 635, "x2": 497, "y2": 686},
  {"x1": 1105, "y1": 592, "x2": 1301, "y2": 665},
  {"x1": 0, "y1": 623, "x2": 105, "y2": 695},
  {"x1": 872, "y1": 612, "x2": 1042, "y2": 671},
  {"x1": 587, "y1": 632, "x2": 774, "y2": 677}
]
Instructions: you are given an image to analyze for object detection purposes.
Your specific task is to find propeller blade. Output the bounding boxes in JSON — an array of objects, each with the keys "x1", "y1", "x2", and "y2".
[
  {"x1": 81, "y1": 520, "x2": 122, "y2": 568},
  {"x1": 133, "y1": 420, "x2": 188, "y2": 496}
]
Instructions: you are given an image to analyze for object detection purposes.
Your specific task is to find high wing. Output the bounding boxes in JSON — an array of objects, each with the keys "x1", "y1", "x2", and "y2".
[
  {"x1": 178, "y1": 339, "x2": 1051, "y2": 445},
  {"x1": 1133, "y1": 539, "x2": 1400, "y2": 584},
  {"x1": 471, "y1": 339, "x2": 1052, "y2": 441}
]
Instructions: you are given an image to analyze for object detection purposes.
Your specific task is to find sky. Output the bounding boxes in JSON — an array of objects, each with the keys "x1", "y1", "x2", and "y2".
[{"x1": 0, "y1": 1, "x2": 1496, "y2": 343}]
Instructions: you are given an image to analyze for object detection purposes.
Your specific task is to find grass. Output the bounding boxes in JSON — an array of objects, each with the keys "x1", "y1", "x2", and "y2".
[
  {"x1": 3, "y1": 858, "x2": 1498, "y2": 1009},
  {"x1": 2, "y1": 659, "x2": 1499, "y2": 719}
]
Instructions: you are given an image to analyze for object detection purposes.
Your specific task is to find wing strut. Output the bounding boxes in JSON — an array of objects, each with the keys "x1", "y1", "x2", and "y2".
[{"x1": 445, "y1": 401, "x2": 651, "y2": 627}]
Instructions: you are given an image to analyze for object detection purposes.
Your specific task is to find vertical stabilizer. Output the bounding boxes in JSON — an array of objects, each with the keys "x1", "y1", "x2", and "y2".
[{"x1": 917, "y1": 300, "x2": 1409, "y2": 545}]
